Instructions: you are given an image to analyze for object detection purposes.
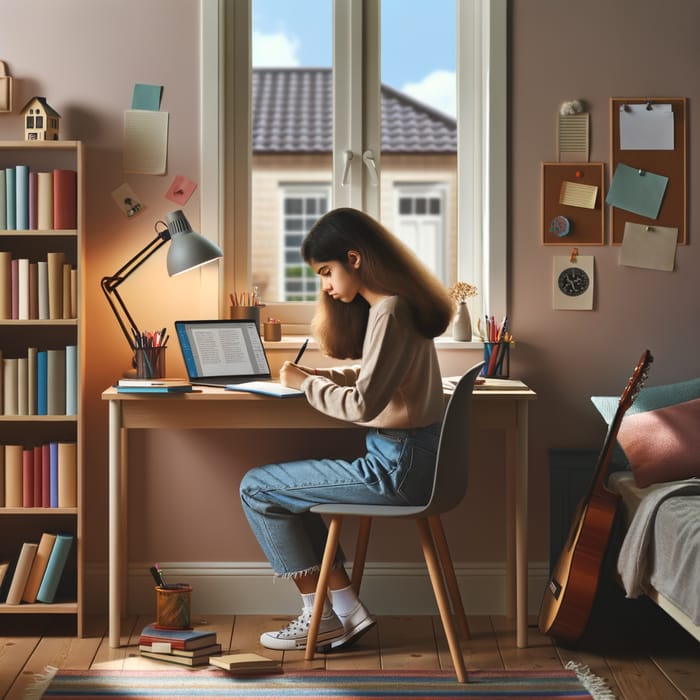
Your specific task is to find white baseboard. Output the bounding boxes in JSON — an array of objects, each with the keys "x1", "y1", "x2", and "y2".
[{"x1": 84, "y1": 561, "x2": 549, "y2": 617}]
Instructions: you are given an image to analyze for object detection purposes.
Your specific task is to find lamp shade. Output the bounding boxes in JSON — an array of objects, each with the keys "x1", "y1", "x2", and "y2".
[{"x1": 165, "y1": 209, "x2": 223, "y2": 276}]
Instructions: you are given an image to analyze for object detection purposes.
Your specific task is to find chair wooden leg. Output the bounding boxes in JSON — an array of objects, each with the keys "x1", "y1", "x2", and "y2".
[
  {"x1": 350, "y1": 516, "x2": 372, "y2": 594},
  {"x1": 416, "y1": 518, "x2": 468, "y2": 683},
  {"x1": 429, "y1": 515, "x2": 470, "y2": 640},
  {"x1": 305, "y1": 515, "x2": 343, "y2": 661}
]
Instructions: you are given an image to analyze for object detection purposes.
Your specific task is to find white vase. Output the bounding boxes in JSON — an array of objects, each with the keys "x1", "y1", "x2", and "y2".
[{"x1": 452, "y1": 302, "x2": 472, "y2": 341}]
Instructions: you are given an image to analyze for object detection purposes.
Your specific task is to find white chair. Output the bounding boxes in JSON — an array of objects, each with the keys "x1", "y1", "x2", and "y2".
[{"x1": 305, "y1": 361, "x2": 486, "y2": 683}]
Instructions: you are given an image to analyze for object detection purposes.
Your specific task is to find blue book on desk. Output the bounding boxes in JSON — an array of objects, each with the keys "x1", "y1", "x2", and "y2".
[{"x1": 116, "y1": 385, "x2": 194, "y2": 394}]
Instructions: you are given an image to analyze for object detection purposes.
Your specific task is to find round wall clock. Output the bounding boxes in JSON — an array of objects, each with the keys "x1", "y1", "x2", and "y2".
[{"x1": 557, "y1": 266, "x2": 590, "y2": 297}]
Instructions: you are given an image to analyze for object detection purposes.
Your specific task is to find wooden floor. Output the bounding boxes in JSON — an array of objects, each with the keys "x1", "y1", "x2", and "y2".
[{"x1": 2, "y1": 597, "x2": 698, "y2": 700}]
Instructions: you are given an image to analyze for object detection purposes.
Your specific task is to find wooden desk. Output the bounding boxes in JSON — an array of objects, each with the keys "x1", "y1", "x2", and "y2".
[{"x1": 102, "y1": 383, "x2": 536, "y2": 649}]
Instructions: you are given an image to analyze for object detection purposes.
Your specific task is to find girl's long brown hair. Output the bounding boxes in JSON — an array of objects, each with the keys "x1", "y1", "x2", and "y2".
[{"x1": 302, "y1": 208, "x2": 453, "y2": 359}]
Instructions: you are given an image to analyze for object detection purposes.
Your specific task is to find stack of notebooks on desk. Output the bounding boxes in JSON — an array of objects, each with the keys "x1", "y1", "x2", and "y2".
[
  {"x1": 116, "y1": 379, "x2": 193, "y2": 394},
  {"x1": 138, "y1": 623, "x2": 221, "y2": 667}
]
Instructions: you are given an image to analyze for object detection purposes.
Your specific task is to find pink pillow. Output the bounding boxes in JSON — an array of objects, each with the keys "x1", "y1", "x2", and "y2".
[{"x1": 616, "y1": 397, "x2": 700, "y2": 488}]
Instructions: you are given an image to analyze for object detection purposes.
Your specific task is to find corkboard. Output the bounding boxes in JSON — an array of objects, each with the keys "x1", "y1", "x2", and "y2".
[
  {"x1": 541, "y1": 162, "x2": 605, "y2": 245},
  {"x1": 610, "y1": 97, "x2": 687, "y2": 245}
]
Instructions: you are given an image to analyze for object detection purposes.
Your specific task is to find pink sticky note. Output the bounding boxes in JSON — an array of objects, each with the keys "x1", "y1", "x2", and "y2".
[{"x1": 165, "y1": 175, "x2": 197, "y2": 205}]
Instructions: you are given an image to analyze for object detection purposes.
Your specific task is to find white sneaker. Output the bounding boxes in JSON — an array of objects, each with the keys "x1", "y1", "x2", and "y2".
[
  {"x1": 260, "y1": 608, "x2": 343, "y2": 651},
  {"x1": 317, "y1": 602, "x2": 377, "y2": 653}
]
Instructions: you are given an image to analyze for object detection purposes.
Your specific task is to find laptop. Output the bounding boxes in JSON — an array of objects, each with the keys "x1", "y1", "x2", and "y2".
[{"x1": 174, "y1": 319, "x2": 303, "y2": 396}]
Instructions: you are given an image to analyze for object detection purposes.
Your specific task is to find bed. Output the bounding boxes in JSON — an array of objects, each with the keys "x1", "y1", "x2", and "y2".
[
  {"x1": 592, "y1": 376, "x2": 700, "y2": 643},
  {"x1": 608, "y1": 472, "x2": 700, "y2": 642}
]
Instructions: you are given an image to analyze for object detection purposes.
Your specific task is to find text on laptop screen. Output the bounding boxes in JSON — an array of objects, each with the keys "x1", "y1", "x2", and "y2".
[{"x1": 176, "y1": 320, "x2": 270, "y2": 379}]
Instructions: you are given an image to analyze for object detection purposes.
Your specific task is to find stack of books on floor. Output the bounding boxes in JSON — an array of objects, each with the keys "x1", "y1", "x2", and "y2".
[{"x1": 138, "y1": 623, "x2": 222, "y2": 667}]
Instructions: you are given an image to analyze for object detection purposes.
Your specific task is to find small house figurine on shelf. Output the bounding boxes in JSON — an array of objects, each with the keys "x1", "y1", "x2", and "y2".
[
  {"x1": 21, "y1": 96, "x2": 60, "y2": 140},
  {"x1": 448, "y1": 281, "x2": 478, "y2": 342}
]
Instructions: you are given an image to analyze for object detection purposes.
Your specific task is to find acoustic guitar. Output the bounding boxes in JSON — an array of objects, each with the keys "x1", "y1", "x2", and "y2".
[{"x1": 538, "y1": 349, "x2": 653, "y2": 645}]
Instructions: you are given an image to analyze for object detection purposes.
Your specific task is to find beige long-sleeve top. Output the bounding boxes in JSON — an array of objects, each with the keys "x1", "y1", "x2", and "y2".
[{"x1": 300, "y1": 295, "x2": 444, "y2": 428}]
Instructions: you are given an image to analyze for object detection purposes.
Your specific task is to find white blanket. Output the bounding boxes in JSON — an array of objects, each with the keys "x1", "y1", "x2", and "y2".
[{"x1": 617, "y1": 478, "x2": 700, "y2": 624}]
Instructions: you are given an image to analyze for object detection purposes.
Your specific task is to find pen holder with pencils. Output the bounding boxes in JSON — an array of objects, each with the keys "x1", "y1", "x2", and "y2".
[
  {"x1": 230, "y1": 305, "x2": 261, "y2": 333},
  {"x1": 482, "y1": 341, "x2": 510, "y2": 378},
  {"x1": 155, "y1": 583, "x2": 192, "y2": 629},
  {"x1": 135, "y1": 346, "x2": 166, "y2": 379}
]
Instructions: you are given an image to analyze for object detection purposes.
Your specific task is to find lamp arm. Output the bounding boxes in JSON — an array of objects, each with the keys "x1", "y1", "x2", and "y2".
[{"x1": 100, "y1": 231, "x2": 170, "y2": 349}]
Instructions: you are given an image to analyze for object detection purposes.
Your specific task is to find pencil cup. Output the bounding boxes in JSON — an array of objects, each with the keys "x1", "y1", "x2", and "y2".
[
  {"x1": 263, "y1": 319, "x2": 282, "y2": 341},
  {"x1": 135, "y1": 347, "x2": 166, "y2": 379},
  {"x1": 230, "y1": 305, "x2": 261, "y2": 332},
  {"x1": 482, "y1": 341, "x2": 510, "y2": 378},
  {"x1": 155, "y1": 584, "x2": 192, "y2": 629}
]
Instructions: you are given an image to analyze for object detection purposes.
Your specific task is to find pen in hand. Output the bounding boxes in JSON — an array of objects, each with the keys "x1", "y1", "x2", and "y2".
[{"x1": 294, "y1": 337, "x2": 309, "y2": 365}]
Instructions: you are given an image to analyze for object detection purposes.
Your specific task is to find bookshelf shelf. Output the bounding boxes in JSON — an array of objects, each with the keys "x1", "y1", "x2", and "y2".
[{"x1": 0, "y1": 140, "x2": 84, "y2": 634}]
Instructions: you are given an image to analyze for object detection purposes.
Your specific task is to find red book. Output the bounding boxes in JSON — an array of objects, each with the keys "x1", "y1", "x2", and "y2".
[
  {"x1": 22, "y1": 449, "x2": 34, "y2": 507},
  {"x1": 52, "y1": 169, "x2": 77, "y2": 229},
  {"x1": 33, "y1": 446, "x2": 42, "y2": 507}
]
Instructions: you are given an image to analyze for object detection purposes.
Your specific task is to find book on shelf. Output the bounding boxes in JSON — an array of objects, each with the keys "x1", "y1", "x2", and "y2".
[
  {"x1": 53, "y1": 169, "x2": 77, "y2": 230},
  {"x1": 36, "y1": 171, "x2": 53, "y2": 231},
  {"x1": 32, "y1": 445, "x2": 42, "y2": 507},
  {"x1": 5, "y1": 166, "x2": 15, "y2": 230},
  {"x1": 0, "y1": 561, "x2": 9, "y2": 593},
  {"x1": 21, "y1": 448, "x2": 33, "y2": 507},
  {"x1": 4, "y1": 444, "x2": 22, "y2": 507},
  {"x1": 46, "y1": 348, "x2": 66, "y2": 415},
  {"x1": 5, "y1": 541, "x2": 38, "y2": 605},
  {"x1": 57, "y1": 442, "x2": 77, "y2": 508},
  {"x1": 0, "y1": 169, "x2": 6, "y2": 229},
  {"x1": 0, "y1": 251, "x2": 11, "y2": 319},
  {"x1": 208, "y1": 652, "x2": 281, "y2": 673},
  {"x1": 139, "y1": 623, "x2": 217, "y2": 651},
  {"x1": 15, "y1": 164, "x2": 29, "y2": 230},
  {"x1": 28, "y1": 170, "x2": 38, "y2": 230},
  {"x1": 36, "y1": 532, "x2": 74, "y2": 603},
  {"x1": 139, "y1": 642, "x2": 222, "y2": 667},
  {"x1": 41, "y1": 442, "x2": 51, "y2": 507},
  {"x1": 22, "y1": 532, "x2": 56, "y2": 603}
]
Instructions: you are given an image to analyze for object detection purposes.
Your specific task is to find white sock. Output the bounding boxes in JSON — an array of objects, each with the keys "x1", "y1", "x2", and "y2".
[
  {"x1": 301, "y1": 591, "x2": 334, "y2": 617},
  {"x1": 330, "y1": 584, "x2": 360, "y2": 616}
]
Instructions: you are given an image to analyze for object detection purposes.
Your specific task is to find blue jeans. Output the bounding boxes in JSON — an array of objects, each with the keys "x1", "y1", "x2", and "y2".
[{"x1": 239, "y1": 422, "x2": 441, "y2": 577}]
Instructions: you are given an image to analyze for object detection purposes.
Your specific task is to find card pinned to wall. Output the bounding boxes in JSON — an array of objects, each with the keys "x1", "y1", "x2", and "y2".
[
  {"x1": 619, "y1": 222, "x2": 677, "y2": 272},
  {"x1": 558, "y1": 113, "x2": 589, "y2": 162},
  {"x1": 605, "y1": 163, "x2": 668, "y2": 219},
  {"x1": 559, "y1": 180, "x2": 598, "y2": 209},
  {"x1": 553, "y1": 254, "x2": 594, "y2": 310},
  {"x1": 165, "y1": 174, "x2": 197, "y2": 206},
  {"x1": 123, "y1": 110, "x2": 169, "y2": 175},
  {"x1": 111, "y1": 182, "x2": 144, "y2": 217},
  {"x1": 619, "y1": 103, "x2": 674, "y2": 150}
]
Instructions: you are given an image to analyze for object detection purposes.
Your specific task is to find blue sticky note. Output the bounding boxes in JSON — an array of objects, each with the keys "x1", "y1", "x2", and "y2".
[
  {"x1": 132, "y1": 83, "x2": 163, "y2": 111},
  {"x1": 605, "y1": 162, "x2": 668, "y2": 220}
]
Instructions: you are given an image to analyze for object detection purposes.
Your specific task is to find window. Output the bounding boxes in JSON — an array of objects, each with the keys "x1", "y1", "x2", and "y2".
[
  {"x1": 280, "y1": 186, "x2": 330, "y2": 301},
  {"x1": 201, "y1": 0, "x2": 507, "y2": 325}
]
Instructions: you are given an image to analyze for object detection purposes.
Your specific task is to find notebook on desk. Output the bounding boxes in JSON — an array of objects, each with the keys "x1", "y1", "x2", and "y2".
[{"x1": 174, "y1": 319, "x2": 303, "y2": 396}]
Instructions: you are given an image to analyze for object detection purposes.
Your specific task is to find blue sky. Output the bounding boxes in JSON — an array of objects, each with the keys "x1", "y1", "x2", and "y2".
[{"x1": 252, "y1": 0, "x2": 456, "y2": 117}]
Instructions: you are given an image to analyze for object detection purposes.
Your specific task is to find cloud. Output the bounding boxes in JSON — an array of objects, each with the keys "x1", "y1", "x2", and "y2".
[
  {"x1": 252, "y1": 30, "x2": 301, "y2": 66},
  {"x1": 401, "y1": 70, "x2": 456, "y2": 119}
]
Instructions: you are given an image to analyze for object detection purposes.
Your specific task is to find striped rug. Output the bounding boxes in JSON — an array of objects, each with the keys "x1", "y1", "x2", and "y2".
[{"x1": 32, "y1": 667, "x2": 609, "y2": 699}]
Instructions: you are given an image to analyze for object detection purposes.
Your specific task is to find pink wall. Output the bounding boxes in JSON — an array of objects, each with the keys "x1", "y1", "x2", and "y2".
[{"x1": 1, "y1": 0, "x2": 699, "y2": 614}]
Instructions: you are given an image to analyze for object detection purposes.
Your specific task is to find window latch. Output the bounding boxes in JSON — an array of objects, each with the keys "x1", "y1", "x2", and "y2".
[
  {"x1": 341, "y1": 150, "x2": 354, "y2": 186},
  {"x1": 362, "y1": 150, "x2": 379, "y2": 185}
]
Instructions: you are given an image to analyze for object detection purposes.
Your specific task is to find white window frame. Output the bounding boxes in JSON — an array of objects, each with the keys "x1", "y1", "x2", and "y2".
[{"x1": 199, "y1": 0, "x2": 507, "y2": 325}]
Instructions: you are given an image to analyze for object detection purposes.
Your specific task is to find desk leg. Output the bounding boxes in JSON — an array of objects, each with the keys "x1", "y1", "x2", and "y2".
[
  {"x1": 108, "y1": 399, "x2": 122, "y2": 648},
  {"x1": 515, "y1": 400, "x2": 529, "y2": 648}
]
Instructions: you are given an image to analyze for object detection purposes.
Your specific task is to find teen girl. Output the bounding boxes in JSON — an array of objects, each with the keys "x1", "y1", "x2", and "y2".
[{"x1": 240, "y1": 207, "x2": 453, "y2": 652}]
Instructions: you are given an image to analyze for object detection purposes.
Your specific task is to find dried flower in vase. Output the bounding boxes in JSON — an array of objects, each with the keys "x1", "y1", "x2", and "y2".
[{"x1": 448, "y1": 281, "x2": 478, "y2": 305}]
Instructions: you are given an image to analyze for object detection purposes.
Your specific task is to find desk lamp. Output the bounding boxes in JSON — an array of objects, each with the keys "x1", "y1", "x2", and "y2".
[{"x1": 101, "y1": 209, "x2": 223, "y2": 350}]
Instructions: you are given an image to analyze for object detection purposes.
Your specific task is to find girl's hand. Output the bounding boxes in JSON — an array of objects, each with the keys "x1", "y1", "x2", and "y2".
[{"x1": 280, "y1": 361, "x2": 310, "y2": 389}]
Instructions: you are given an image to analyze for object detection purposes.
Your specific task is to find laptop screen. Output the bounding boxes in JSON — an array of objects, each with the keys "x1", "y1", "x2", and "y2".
[{"x1": 174, "y1": 319, "x2": 272, "y2": 386}]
